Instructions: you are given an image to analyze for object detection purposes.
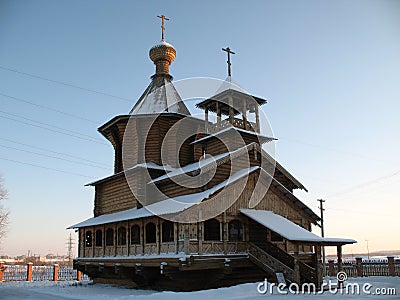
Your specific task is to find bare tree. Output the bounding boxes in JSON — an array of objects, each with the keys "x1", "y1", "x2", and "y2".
[{"x1": 0, "y1": 176, "x2": 9, "y2": 242}]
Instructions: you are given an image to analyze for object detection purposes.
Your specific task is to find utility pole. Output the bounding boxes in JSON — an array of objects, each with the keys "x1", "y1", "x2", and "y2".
[
  {"x1": 66, "y1": 233, "x2": 75, "y2": 263},
  {"x1": 318, "y1": 199, "x2": 326, "y2": 275}
]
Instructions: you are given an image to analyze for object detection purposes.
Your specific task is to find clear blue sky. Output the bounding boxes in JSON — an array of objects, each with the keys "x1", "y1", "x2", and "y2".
[{"x1": 0, "y1": 0, "x2": 399, "y2": 257}]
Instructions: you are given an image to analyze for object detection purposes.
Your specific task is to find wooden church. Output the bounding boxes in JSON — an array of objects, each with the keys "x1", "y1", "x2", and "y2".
[{"x1": 69, "y1": 16, "x2": 355, "y2": 291}]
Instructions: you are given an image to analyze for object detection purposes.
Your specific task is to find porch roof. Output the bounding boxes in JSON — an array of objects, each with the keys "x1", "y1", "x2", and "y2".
[{"x1": 240, "y1": 209, "x2": 356, "y2": 246}]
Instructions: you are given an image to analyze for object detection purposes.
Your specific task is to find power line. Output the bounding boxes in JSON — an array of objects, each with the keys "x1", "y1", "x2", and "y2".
[
  {"x1": 0, "y1": 65, "x2": 133, "y2": 103},
  {"x1": 327, "y1": 170, "x2": 400, "y2": 198},
  {"x1": 0, "y1": 144, "x2": 109, "y2": 170},
  {"x1": 323, "y1": 206, "x2": 397, "y2": 218},
  {"x1": 0, "y1": 157, "x2": 94, "y2": 179},
  {"x1": 0, "y1": 109, "x2": 103, "y2": 142},
  {"x1": 0, "y1": 137, "x2": 108, "y2": 167},
  {"x1": 279, "y1": 137, "x2": 393, "y2": 165},
  {"x1": 0, "y1": 114, "x2": 108, "y2": 145},
  {"x1": 0, "y1": 92, "x2": 98, "y2": 124}
]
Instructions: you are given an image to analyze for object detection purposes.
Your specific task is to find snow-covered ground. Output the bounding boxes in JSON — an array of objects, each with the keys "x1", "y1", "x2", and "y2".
[{"x1": 0, "y1": 277, "x2": 399, "y2": 300}]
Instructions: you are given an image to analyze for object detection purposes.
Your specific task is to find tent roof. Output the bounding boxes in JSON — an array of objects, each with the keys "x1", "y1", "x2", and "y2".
[{"x1": 130, "y1": 76, "x2": 190, "y2": 116}]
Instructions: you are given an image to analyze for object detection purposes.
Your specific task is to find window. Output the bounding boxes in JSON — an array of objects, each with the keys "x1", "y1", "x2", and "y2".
[
  {"x1": 145, "y1": 222, "x2": 156, "y2": 243},
  {"x1": 204, "y1": 219, "x2": 220, "y2": 241},
  {"x1": 130, "y1": 225, "x2": 140, "y2": 244},
  {"x1": 85, "y1": 231, "x2": 93, "y2": 247},
  {"x1": 162, "y1": 221, "x2": 174, "y2": 242},
  {"x1": 95, "y1": 229, "x2": 102, "y2": 247},
  {"x1": 117, "y1": 226, "x2": 127, "y2": 245},
  {"x1": 228, "y1": 220, "x2": 243, "y2": 241},
  {"x1": 105, "y1": 228, "x2": 114, "y2": 246}
]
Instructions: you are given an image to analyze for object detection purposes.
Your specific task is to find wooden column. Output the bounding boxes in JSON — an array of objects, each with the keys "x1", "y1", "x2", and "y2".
[
  {"x1": 0, "y1": 261, "x2": 4, "y2": 282},
  {"x1": 255, "y1": 106, "x2": 260, "y2": 132},
  {"x1": 198, "y1": 210, "x2": 203, "y2": 254},
  {"x1": 242, "y1": 100, "x2": 248, "y2": 130},
  {"x1": 328, "y1": 260, "x2": 335, "y2": 277},
  {"x1": 126, "y1": 221, "x2": 130, "y2": 256},
  {"x1": 355, "y1": 256, "x2": 363, "y2": 277},
  {"x1": 53, "y1": 264, "x2": 59, "y2": 281},
  {"x1": 77, "y1": 229, "x2": 81, "y2": 258},
  {"x1": 216, "y1": 101, "x2": 221, "y2": 125},
  {"x1": 174, "y1": 223, "x2": 178, "y2": 254},
  {"x1": 26, "y1": 262, "x2": 33, "y2": 282},
  {"x1": 184, "y1": 225, "x2": 189, "y2": 254},
  {"x1": 337, "y1": 245, "x2": 343, "y2": 272},
  {"x1": 388, "y1": 256, "x2": 395, "y2": 276},
  {"x1": 228, "y1": 96, "x2": 234, "y2": 125},
  {"x1": 294, "y1": 259, "x2": 301, "y2": 285},
  {"x1": 114, "y1": 223, "x2": 117, "y2": 257},
  {"x1": 156, "y1": 219, "x2": 160, "y2": 255},
  {"x1": 315, "y1": 245, "x2": 323, "y2": 289},
  {"x1": 91, "y1": 226, "x2": 95, "y2": 257},
  {"x1": 141, "y1": 220, "x2": 145, "y2": 255},
  {"x1": 82, "y1": 229, "x2": 85, "y2": 258},
  {"x1": 223, "y1": 212, "x2": 227, "y2": 254},
  {"x1": 205, "y1": 107, "x2": 209, "y2": 133},
  {"x1": 219, "y1": 222, "x2": 223, "y2": 242},
  {"x1": 337, "y1": 245, "x2": 343, "y2": 288},
  {"x1": 102, "y1": 225, "x2": 105, "y2": 257}
]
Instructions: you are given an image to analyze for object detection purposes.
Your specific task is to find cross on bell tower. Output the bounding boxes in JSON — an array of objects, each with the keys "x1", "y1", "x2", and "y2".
[
  {"x1": 157, "y1": 14, "x2": 170, "y2": 41},
  {"x1": 222, "y1": 47, "x2": 235, "y2": 77}
]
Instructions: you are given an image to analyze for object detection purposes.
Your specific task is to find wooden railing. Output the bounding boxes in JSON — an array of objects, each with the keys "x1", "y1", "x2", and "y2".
[
  {"x1": 248, "y1": 243, "x2": 295, "y2": 282},
  {"x1": 262, "y1": 242, "x2": 295, "y2": 269},
  {"x1": 249, "y1": 242, "x2": 318, "y2": 285},
  {"x1": 326, "y1": 261, "x2": 400, "y2": 277},
  {"x1": 298, "y1": 260, "x2": 317, "y2": 283},
  {"x1": 207, "y1": 118, "x2": 256, "y2": 134},
  {"x1": 202, "y1": 241, "x2": 224, "y2": 254}
]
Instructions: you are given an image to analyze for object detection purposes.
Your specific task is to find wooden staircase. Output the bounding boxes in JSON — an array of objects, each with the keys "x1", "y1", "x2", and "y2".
[{"x1": 248, "y1": 242, "x2": 317, "y2": 286}]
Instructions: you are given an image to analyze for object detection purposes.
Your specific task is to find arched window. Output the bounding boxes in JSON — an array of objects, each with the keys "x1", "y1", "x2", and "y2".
[
  {"x1": 228, "y1": 220, "x2": 243, "y2": 241},
  {"x1": 204, "y1": 219, "x2": 220, "y2": 241},
  {"x1": 130, "y1": 225, "x2": 140, "y2": 244},
  {"x1": 85, "y1": 231, "x2": 93, "y2": 247},
  {"x1": 162, "y1": 221, "x2": 174, "y2": 242},
  {"x1": 95, "y1": 229, "x2": 103, "y2": 247},
  {"x1": 145, "y1": 222, "x2": 156, "y2": 243},
  {"x1": 105, "y1": 228, "x2": 114, "y2": 246},
  {"x1": 117, "y1": 226, "x2": 127, "y2": 245}
]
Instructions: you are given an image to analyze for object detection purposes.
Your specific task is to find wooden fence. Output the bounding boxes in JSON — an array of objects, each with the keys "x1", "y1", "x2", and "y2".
[
  {"x1": 325, "y1": 257, "x2": 400, "y2": 277},
  {"x1": 0, "y1": 262, "x2": 88, "y2": 282}
]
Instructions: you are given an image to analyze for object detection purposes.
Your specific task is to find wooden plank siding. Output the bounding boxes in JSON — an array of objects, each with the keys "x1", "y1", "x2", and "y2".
[{"x1": 94, "y1": 175, "x2": 138, "y2": 216}]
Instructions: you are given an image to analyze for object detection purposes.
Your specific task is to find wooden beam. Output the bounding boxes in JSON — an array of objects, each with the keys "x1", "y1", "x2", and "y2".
[
  {"x1": 242, "y1": 101, "x2": 248, "y2": 130},
  {"x1": 205, "y1": 107, "x2": 209, "y2": 133},
  {"x1": 255, "y1": 105, "x2": 260, "y2": 133}
]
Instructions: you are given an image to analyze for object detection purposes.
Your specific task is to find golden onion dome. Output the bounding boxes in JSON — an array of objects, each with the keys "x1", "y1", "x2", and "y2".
[{"x1": 149, "y1": 40, "x2": 176, "y2": 76}]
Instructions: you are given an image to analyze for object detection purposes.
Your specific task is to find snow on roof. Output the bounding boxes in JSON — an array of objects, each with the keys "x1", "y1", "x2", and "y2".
[
  {"x1": 130, "y1": 77, "x2": 190, "y2": 115},
  {"x1": 240, "y1": 209, "x2": 356, "y2": 244},
  {"x1": 191, "y1": 127, "x2": 276, "y2": 144},
  {"x1": 132, "y1": 162, "x2": 174, "y2": 171},
  {"x1": 69, "y1": 167, "x2": 259, "y2": 229},
  {"x1": 86, "y1": 162, "x2": 173, "y2": 186},
  {"x1": 149, "y1": 143, "x2": 257, "y2": 184},
  {"x1": 215, "y1": 76, "x2": 247, "y2": 94},
  {"x1": 67, "y1": 199, "x2": 193, "y2": 229}
]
